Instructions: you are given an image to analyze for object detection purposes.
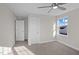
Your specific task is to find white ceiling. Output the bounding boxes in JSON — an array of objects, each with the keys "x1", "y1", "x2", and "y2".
[{"x1": 4, "y1": 3, "x2": 79, "y2": 19}]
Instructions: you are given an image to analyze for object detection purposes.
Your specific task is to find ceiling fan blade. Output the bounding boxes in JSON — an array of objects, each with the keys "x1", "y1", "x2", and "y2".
[
  {"x1": 38, "y1": 6, "x2": 52, "y2": 8},
  {"x1": 48, "y1": 7, "x2": 53, "y2": 13},
  {"x1": 58, "y1": 6, "x2": 66, "y2": 10},
  {"x1": 57, "y1": 3, "x2": 66, "y2": 5}
]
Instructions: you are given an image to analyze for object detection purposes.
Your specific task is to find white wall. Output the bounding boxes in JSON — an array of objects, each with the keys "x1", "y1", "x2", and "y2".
[
  {"x1": 28, "y1": 15, "x2": 56, "y2": 45},
  {"x1": 57, "y1": 8, "x2": 79, "y2": 51},
  {"x1": 40, "y1": 15, "x2": 56, "y2": 43},
  {"x1": 0, "y1": 4, "x2": 16, "y2": 47}
]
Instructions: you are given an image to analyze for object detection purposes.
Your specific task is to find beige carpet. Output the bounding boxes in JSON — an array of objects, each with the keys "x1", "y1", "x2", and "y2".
[{"x1": 11, "y1": 41, "x2": 79, "y2": 55}]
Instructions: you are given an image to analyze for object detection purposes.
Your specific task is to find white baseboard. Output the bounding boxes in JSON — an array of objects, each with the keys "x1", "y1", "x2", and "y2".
[
  {"x1": 57, "y1": 40, "x2": 79, "y2": 51},
  {"x1": 28, "y1": 40, "x2": 56, "y2": 45},
  {"x1": 39, "y1": 40, "x2": 56, "y2": 44}
]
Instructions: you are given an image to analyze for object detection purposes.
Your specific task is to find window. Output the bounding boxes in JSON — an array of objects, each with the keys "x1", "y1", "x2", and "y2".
[{"x1": 57, "y1": 16, "x2": 68, "y2": 35}]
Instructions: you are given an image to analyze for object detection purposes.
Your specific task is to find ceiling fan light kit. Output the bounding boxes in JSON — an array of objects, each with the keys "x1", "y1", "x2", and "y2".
[{"x1": 53, "y1": 6, "x2": 58, "y2": 9}]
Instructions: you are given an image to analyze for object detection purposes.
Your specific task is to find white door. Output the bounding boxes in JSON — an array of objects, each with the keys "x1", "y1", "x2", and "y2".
[{"x1": 16, "y1": 20, "x2": 24, "y2": 41}]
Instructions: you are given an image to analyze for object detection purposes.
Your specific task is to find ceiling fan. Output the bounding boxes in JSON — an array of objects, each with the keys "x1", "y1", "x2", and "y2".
[{"x1": 38, "y1": 3, "x2": 66, "y2": 13}]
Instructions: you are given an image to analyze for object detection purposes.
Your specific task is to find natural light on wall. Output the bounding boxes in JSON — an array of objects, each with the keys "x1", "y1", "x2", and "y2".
[{"x1": 53, "y1": 23, "x2": 56, "y2": 37}]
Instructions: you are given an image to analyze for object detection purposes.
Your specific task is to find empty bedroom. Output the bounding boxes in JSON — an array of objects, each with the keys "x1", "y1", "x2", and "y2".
[{"x1": 0, "y1": 3, "x2": 79, "y2": 55}]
